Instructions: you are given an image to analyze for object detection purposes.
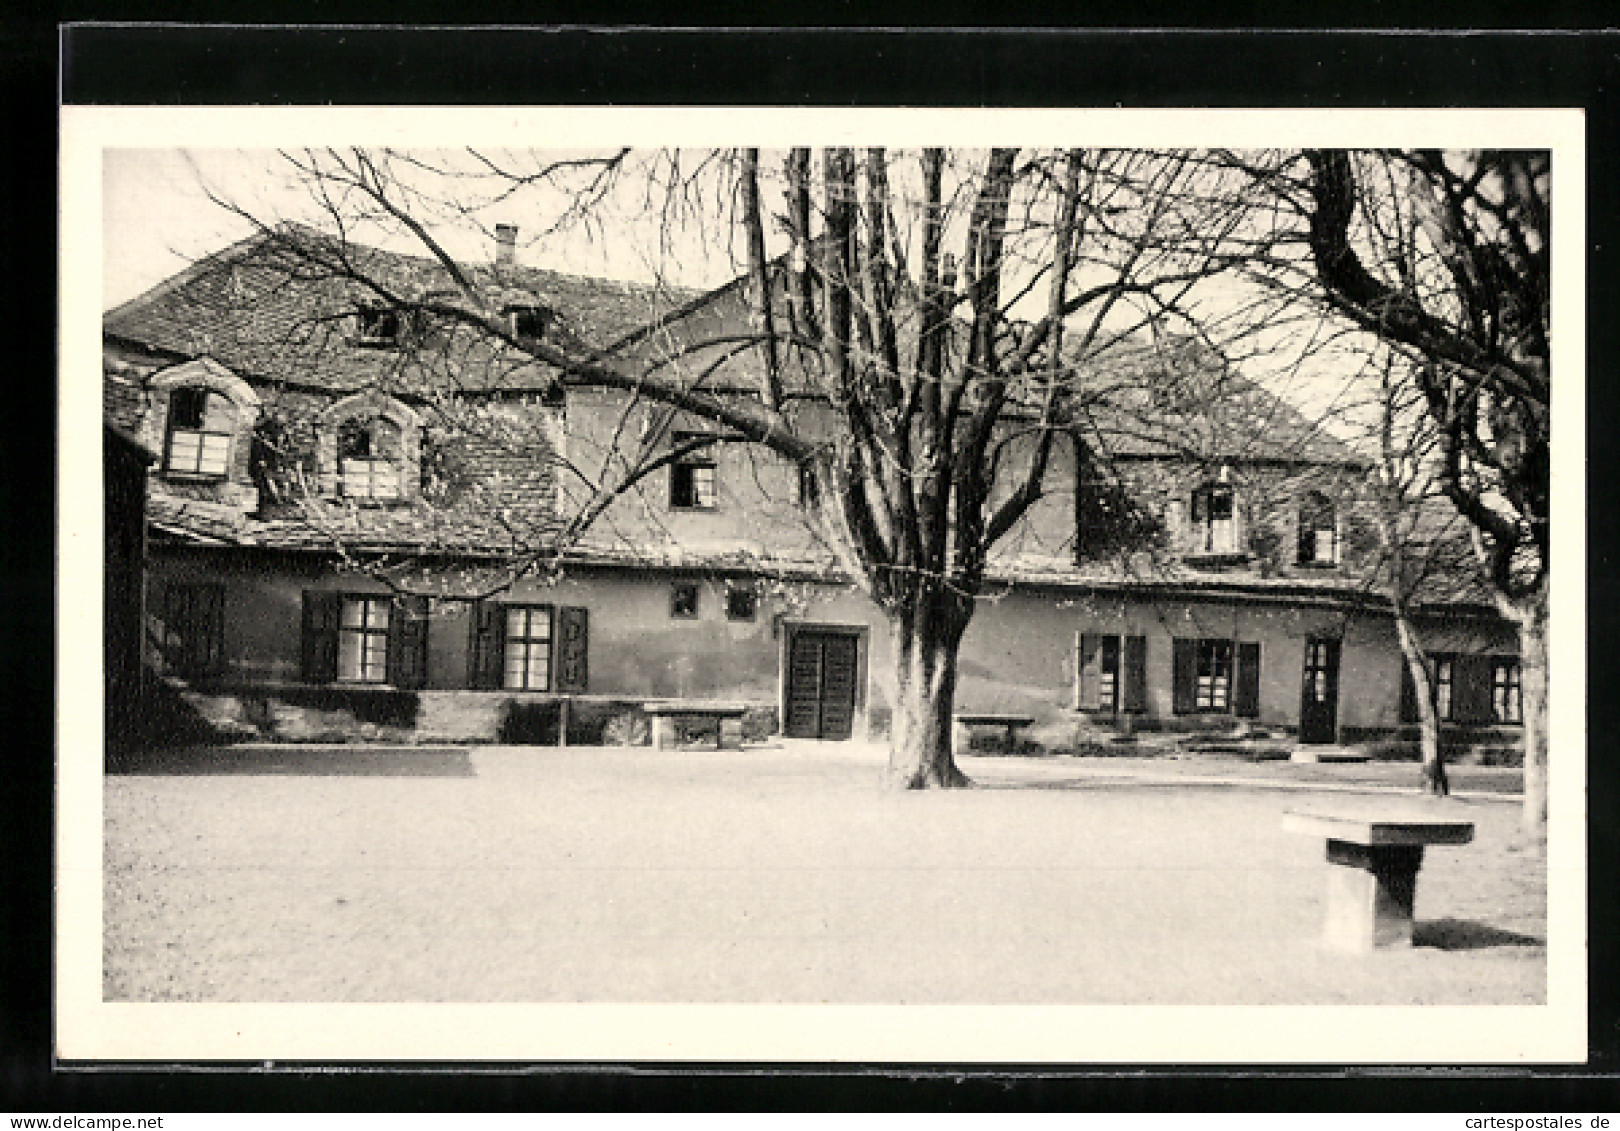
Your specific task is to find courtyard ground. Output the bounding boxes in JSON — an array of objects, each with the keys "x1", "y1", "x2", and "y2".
[{"x1": 103, "y1": 741, "x2": 1546, "y2": 1004}]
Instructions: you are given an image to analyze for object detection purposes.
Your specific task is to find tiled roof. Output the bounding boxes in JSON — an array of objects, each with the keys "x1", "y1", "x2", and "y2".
[
  {"x1": 104, "y1": 224, "x2": 702, "y2": 394},
  {"x1": 1066, "y1": 336, "x2": 1362, "y2": 466}
]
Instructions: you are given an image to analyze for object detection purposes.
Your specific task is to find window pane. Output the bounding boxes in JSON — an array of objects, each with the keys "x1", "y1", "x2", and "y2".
[
  {"x1": 507, "y1": 607, "x2": 527, "y2": 638},
  {"x1": 168, "y1": 430, "x2": 201, "y2": 470},
  {"x1": 693, "y1": 466, "x2": 716, "y2": 507},
  {"x1": 338, "y1": 631, "x2": 364, "y2": 680},
  {"x1": 171, "y1": 388, "x2": 207, "y2": 429},
  {"x1": 1314, "y1": 528, "x2": 1336, "y2": 562},
  {"x1": 198, "y1": 434, "x2": 231, "y2": 475}
]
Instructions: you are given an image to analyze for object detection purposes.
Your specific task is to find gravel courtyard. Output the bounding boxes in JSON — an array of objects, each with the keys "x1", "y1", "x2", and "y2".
[{"x1": 103, "y1": 742, "x2": 1546, "y2": 1004}]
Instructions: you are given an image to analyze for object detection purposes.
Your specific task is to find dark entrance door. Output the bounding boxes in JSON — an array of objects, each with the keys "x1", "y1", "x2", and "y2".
[
  {"x1": 1299, "y1": 636, "x2": 1341, "y2": 744},
  {"x1": 785, "y1": 630, "x2": 860, "y2": 740}
]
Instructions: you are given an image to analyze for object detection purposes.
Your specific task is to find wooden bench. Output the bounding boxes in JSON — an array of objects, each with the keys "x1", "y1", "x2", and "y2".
[
  {"x1": 642, "y1": 701, "x2": 750, "y2": 751},
  {"x1": 1284, "y1": 807, "x2": 1474, "y2": 952},
  {"x1": 954, "y1": 712, "x2": 1035, "y2": 757}
]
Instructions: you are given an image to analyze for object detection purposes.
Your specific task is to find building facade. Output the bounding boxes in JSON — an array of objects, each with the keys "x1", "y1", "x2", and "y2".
[{"x1": 102, "y1": 226, "x2": 1523, "y2": 754}]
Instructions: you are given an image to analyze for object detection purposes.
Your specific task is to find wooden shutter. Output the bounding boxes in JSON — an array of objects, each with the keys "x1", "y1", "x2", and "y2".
[
  {"x1": 1077, "y1": 633, "x2": 1103, "y2": 710},
  {"x1": 1233, "y1": 640, "x2": 1262, "y2": 718},
  {"x1": 553, "y1": 606, "x2": 589, "y2": 692},
  {"x1": 301, "y1": 591, "x2": 342, "y2": 683},
  {"x1": 467, "y1": 601, "x2": 506, "y2": 689},
  {"x1": 1122, "y1": 635, "x2": 1148, "y2": 712},
  {"x1": 1172, "y1": 637, "x2": 1197, "y2": 714},
  {"x1": 1452, "y1": 653, "x2": 1494, "y2": 724},
  {"x1": 388, "y1": 595, "x2": 430, "y2": 690},
  {"x1": 1399, "y1": 659, "x2": 1420, "y2": 724},
  {"x1": 200, "y1": 584, "x2": 225, "y2": 674}
]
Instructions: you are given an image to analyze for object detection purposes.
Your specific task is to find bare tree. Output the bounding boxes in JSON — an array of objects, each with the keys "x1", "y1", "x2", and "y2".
[
  {"x1": 1217, "y1": 148, "x2": 1550, "y2": 830},
  {"x1": 185, "y1": 146, "x2": 1256, "y2": 788}
]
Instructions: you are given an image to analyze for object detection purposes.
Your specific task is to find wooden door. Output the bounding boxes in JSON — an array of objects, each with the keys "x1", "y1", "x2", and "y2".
[
  {"x1": 1299, "y1": 637, "x2": 1341, "y2": 744},
  {"x1": 785, "y1": 630, "x2": 860, "y2": 740}
]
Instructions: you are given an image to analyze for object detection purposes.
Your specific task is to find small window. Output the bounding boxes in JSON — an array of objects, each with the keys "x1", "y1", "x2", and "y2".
[
  {"x1": 337, "y1": 596, "x2": 391, "y2": 683},
  {"x1": 507, "y1": 305, "x2": 551, "y2": 339},
  {"x1": 337, "y1": 417, "x2": 403, "y2": 500},
  {"x1": 725, "y1": 584, "x2": 758, "y2": 622},
  {"x1": 1195, "y1": 638, "x2": 1234, "y2": 711},
  {"x1": 1190, "y1": 483, "x2": 1237, "y2": 554},
  {"x1": 503, "y1": 605, "x2": 554, "y2": 691},
  {"x1": 1097, "y1": 635, "x2": 1120, "y2": 710},
  {"x1": 670, "y1": 433, "x2": 718, "y2": 510},
  {"x1": 670, "y1": 582, "x2": 700, "y2": 619},
  {"x1": 164, "y1": 387, "x2": 236, "y2": 478},
  {"x1": 798, "y1": 462, "x2": 820, "y2": 508},
  {"x1": 1492, "y1": 659, "x2": 1523, "y2": 724},
  {"x1": 356, "y1": 306, "x2": 405, "y2": 347},
  {"x1": 1297, "y1": 491, "x2": 1339, "y2": 565}
]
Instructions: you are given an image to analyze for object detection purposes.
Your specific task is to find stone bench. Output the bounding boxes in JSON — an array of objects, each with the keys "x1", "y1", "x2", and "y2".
[
  {"x1": 643, "y1": 701, "x2": 750, "y2": 751},
  {"x1": 954, "y1": 712, "x2": 1036, "y2": 757},
  {"x1": 1284, "y1": 807, "x2": 1474, "y2": 952}
]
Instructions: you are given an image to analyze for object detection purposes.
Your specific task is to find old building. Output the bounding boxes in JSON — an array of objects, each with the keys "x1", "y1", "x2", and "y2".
[{"x1": 102, "y1": 224, "x2": 1522, "y2": 753}]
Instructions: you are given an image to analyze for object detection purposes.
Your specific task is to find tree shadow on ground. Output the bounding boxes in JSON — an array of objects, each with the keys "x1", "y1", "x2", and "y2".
[
  {"x1": 110, "y1": 746, "x2": 477, "y2": 778},
  {"x1": 1413, "y1": 918, "x2": 1544, "y2": 950}
]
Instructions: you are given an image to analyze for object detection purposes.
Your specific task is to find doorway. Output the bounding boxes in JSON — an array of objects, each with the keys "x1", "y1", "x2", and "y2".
[
  {"x1": 1299, "y1": 636, "x2": 1341, "y2": 744},
  {"x1": 784, "y1": 628, "x2": 861, "y2": 740}
]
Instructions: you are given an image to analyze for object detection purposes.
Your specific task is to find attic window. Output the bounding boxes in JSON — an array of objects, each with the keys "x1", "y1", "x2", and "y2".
[
  {"x1": 337, "y1": 417, "x2": 403, "y2": 500},
  {"x1": 1297, "y1": 490, "x2": 1339, "y2": 566},
  {"x1": 356, "y1": 305, "x2": 405, "y2": 347},
  {"x1": 1190, "y1": 483, "x2": 1237, "y2": 555},
  {"x1": 670, "y1": 432, "x2": 718, "y2": 510},
  {"x1": 164, "y1": 387, "x2": 237, "y2": 478},
  {"x1": 506, "y1": 305, "x2": 551, "y2": 339}
]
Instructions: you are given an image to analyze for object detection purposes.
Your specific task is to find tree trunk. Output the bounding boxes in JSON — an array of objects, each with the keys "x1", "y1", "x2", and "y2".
[
  {"x1": 1393, "y1": 614, "x2": 1447, "y2": 796},
  {"x1": 1515, "y1": 596, "x2": 1549, "y2": 836},
  {"x1": 884, "y1": 595, "x2": 973, "y2": 790}
]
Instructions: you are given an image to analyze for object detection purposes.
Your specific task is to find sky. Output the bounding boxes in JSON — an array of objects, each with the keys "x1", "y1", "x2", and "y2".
[
  {"x1": 103, "y1": 148, "x2": 761, "y2": 310},
  {"x1": 101, "y1": 146, "x2": 1379, "y2": 443}
]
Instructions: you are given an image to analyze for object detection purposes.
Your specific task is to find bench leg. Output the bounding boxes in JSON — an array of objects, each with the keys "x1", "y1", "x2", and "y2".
[
  {"x1": 651, "y1": 716, "x2": 673, "y2": 752},
  {"x1": 1320, "y1": 840, "x2": 1425, "y2": 951}
]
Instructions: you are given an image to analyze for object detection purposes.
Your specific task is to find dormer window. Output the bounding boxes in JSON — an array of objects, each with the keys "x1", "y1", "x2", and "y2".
[
  {"x1": 164, "y1": 386, "x2": 237, "y2": 478},
  {"x1": 337, "y1": 417, "x2": 403, "y2": 500},
  {"x1": 356, "y1": 305, "x2": 405, "y2": 347},
  {"x1": 1190, "y1": 483, "x2": 1237, "y2": 555},
  {"x1": 318, "y1": 391, "x2": 420, "y2": 505},
  {"x1": 506, "y1": 304, "x2": 551, "y2": 339},
  {"x1": 670, "y1": 432, "x2": 718, "y2": 510},
  {"x1": 1297, "y1": 490, "x2": 1339, "y2": 566}
]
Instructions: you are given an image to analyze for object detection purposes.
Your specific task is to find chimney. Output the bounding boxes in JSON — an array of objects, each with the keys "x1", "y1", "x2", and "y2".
[{"x1": 494, "y1": 224, "x2": 518, "y2": 266}]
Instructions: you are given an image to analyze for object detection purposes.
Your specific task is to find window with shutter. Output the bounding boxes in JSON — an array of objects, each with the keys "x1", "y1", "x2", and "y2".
[
  {"x1": 1079, "y1": 633, "x2": 1143, "y2": 714},
  {"x1": 502, "y1": 605, "x2": 554, "y2": 691}
]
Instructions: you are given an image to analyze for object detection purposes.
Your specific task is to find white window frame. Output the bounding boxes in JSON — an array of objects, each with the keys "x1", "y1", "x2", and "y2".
[{"x1": 503, "y1": 605, "x2": 554, "y2": 691}]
